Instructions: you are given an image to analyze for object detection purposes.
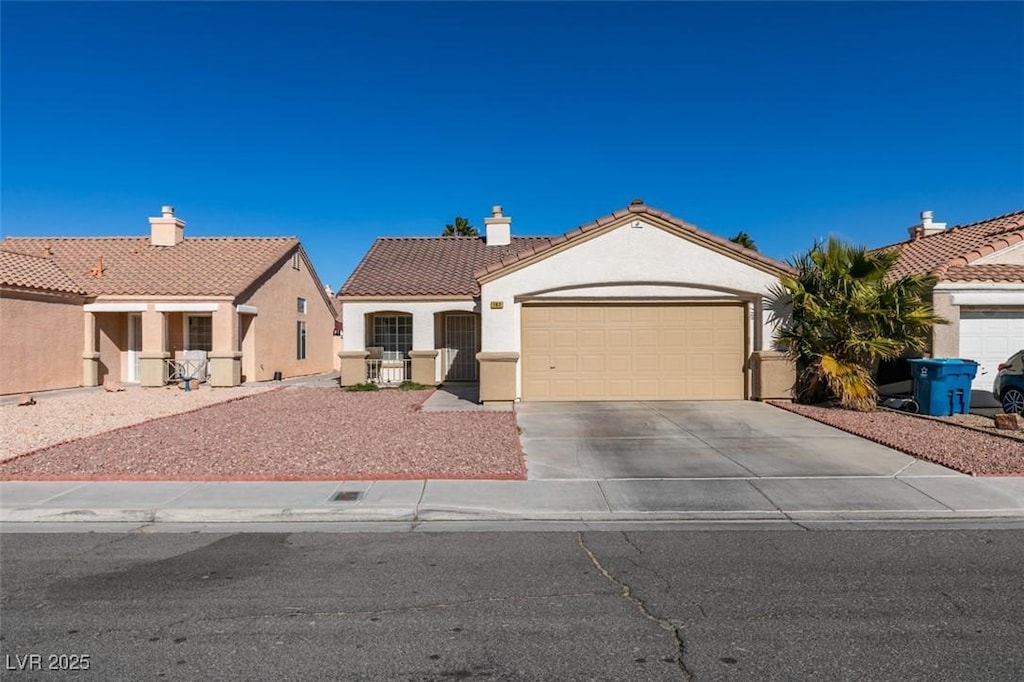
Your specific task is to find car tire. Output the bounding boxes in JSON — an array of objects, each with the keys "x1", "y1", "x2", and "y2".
[{"x1": 1002, "y1": 387, "x2": 1024, "y2": 415}]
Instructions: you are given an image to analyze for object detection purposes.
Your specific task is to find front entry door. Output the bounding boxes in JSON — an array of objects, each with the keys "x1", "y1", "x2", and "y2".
[
  {"x1": 444, "y1": 314, "x2": 479, "y2": 381},
  {"x1": 126, "y1": 314, "x2": 142, "y2": 382}
]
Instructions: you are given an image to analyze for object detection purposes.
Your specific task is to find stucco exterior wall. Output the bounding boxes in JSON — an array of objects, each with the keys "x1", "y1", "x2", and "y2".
[
  {"x1": 479, "y1": 220, "x2": 782, "y2": 354},
  {"x1": 931, "y1": 291, "x2": 959, "y2": 357},
  {"x1": 242, "y1": 252, "x2": 335, "y2": 381},
  {"x1": 0, "y1": 291, "x2": 84, "y2": 395}
]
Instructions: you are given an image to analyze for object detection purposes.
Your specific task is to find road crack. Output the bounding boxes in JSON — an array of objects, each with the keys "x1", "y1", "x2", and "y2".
[{"x1": 578, "y1": 532, "x2": 693, "y2": 680}]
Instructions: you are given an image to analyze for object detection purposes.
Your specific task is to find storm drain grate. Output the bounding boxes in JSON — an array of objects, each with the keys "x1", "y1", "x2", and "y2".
[{"x1": 332, "y1": 490, "x2": 362, "y2": 502}]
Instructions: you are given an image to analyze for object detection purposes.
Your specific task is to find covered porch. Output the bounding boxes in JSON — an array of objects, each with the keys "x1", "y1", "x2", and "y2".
[
  {"x1": 338, "y1": 303, "x2": 481, "y2": 387},
  {"x1": 81, "y1": 301, "x2": 253, "y2": 388}
]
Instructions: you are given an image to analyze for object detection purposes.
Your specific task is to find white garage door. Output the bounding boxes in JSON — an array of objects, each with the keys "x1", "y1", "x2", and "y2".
[
  {"x1": 959, "y1": 309, "x2": 1024, "y2": 394},
  {"x1": 521, "y1": 303, "x2": 746, "y2": 401}
]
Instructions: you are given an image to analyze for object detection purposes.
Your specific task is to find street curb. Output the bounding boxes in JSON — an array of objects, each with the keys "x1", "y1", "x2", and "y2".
[{"x1": 5, "y1": 507, "x2": 1024, "y2": 524}]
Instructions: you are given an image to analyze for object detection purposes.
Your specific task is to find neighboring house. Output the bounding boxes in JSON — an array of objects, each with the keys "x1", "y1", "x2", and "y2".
[
  {"x1": 881, "y1": 209, "x2": 1024, "y2": 404},
  {"x1": 338, "y1": 200, "x2": 794, "y2": 403},
  {"x1": 0, "y1": 206, "x2": 336, "y2": 395},
  {"x1": 0, "y1": 250, "x2": 91, "y2": 394}
]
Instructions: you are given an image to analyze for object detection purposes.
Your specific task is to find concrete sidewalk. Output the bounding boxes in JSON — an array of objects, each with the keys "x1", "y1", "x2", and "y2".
[{"x1": 4, "y1": 473, "x2": 1024, "y2": 526}]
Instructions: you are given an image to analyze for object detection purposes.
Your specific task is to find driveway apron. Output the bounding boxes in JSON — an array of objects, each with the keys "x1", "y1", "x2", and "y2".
[{"x1": 515, "y1": 401, "x2": 954, "y2": 480}]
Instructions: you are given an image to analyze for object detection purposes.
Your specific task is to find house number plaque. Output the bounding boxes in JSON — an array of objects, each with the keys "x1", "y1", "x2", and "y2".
[{"x1": 490, "y1": 301, "x2": 504, "y2": 309}]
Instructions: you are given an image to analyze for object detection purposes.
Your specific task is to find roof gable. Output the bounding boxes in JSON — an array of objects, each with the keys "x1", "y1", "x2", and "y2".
[
  {"x1": 0, "y1": 236, "x2": 299, "y2": 298},
  {"x1": 476, "y1": 201, "x2": 792, "y2": 282},
  {"x1": 881, "y1": 210, "x2": 1024, "y2": 281}
]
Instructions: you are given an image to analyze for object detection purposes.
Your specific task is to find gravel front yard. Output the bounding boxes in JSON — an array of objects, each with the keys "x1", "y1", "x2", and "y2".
[
  {"x1": 0, "y1": 388, "x2": 525, "y2": 480},
  {"x1": 0, "y1": 384, "x2": 274, "y2": 462},
  {"x1": 770, "y1": 401, "x2": 1024, "y2": 476}
]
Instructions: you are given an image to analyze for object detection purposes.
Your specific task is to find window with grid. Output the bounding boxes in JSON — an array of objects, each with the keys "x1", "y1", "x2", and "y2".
[
  {"x1": 372, "y1": 314, "x2": 412, "y2": 361},
  {"x1": 187, "y1": 316, "x2": 213, "y2": 351},
  {"x1": 296, "y1": 321, "x2": 307, "y2": 360}
]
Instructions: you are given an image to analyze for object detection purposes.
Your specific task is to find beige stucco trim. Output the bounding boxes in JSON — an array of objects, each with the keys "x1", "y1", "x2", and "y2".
[
  {"x1": 208, "y1": 351, "x2": 243, "y2": 387},
  {"x1": 409, "y1": 350, "x2": 440, "y2": 385},
  {"x1": 750, "y1": 351, "x2": 795, "y2": 400},
  {"x1": 338, "y1": 350, "x2": 369, "y2": 386},
  {"x1": 477, "y1": 352, "x2": 519, "y2": 403}
]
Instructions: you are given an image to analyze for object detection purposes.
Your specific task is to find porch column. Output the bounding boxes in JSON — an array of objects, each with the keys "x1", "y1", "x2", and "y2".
[
  {"x1": 139, "y1": 308, "x2": 169, "y2": 387},
  {"x1": 409, "y1": 350, "x2": 439, "y2": 385},
  {"x1": 338, "y1": 350, "x2": 369, "y2": 386},
  {"x1": 82, "y1": 311, "x2": 100, "y2": 387},
  {"x1": 208, "y1": 303, "x2": 241, "y2": 387},
  {"x1": 477, "y1": 352, "x2": 519, "y2": 404}
]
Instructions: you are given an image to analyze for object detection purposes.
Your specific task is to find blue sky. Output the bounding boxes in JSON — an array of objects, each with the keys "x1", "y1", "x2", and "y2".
[{"x1": 3, "y1": 1, "x2": 1022, "y2": 291}]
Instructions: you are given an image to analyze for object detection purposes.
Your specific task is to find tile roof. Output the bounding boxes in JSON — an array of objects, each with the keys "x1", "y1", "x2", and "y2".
[
  {"x1": 339, "y1": 237, "x2": 555, "y2": 296},
  {"x1": 0, "y1": 237, "x2": 299, "y2": 297},
  {"x1": 882, "y1": 210, "x2": 1024, "y2": 281},
  {"x1": 0, "y1": 249, "x2": 85, "y2": 294},
  {"x1": 943, "y1": 264, "x2": 1024, "y2": 283},
  {"x1": 339, "y1": 201, "x2": 790, "y2": 297}
]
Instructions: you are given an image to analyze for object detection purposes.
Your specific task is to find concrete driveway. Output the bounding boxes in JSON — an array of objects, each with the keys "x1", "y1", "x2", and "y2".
[{"x1": 516, "y1": 401, "x2": 955, "y2": 480}]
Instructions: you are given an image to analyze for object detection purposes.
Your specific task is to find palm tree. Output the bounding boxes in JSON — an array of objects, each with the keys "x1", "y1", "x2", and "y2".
[
  {"x1": 769, "y1": 237, "x2": 944, "y2": 411},
  {"x1": 729, "y1": 231, "x2": 757, "y2": 251},
  {"x1": 442, "y1": 216, "x2": 479, "y2": 237}
]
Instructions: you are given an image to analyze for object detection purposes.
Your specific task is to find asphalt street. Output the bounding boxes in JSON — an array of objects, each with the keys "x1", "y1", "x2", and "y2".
[{"x1": 1, "y1": 530, "x2": 1022, "y2": 681}]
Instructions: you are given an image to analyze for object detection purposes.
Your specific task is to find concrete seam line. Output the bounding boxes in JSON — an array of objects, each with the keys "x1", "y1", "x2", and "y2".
[{"x1": 577, "y1": 531, "x2": 692, "y2": 681}]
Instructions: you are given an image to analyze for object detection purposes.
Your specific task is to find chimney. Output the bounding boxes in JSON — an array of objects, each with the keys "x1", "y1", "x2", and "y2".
[
  {"x1": 149, "y1": 205, "x2": 185, "y2": 246},
  {"x1": 907, "y1": 210, "x2": 946, "y2": 240},
  {"x1": 484, "y1": 205, "x2": 511, "y2": 247}
]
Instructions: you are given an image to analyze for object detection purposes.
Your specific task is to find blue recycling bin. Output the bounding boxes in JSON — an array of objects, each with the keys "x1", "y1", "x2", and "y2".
[{"x1": 908, "y1": 359, "x2": 979, "y2": 416}]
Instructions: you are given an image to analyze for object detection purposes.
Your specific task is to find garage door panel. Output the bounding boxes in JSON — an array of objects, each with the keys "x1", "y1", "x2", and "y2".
[
  {"x1": 960, "y1": 310, "x2": 1024, "y2": 394},
  {"x1": 635, "y1": 354, "x2": 660, "y2": 372},
  {"x1": 578, "y1": 329, "x2": 604, "y2": 348},
  {"x1": 522, "y1": 304, "x2": 746, "y2": 401},
  {"x1": 607, "y1": 329, "x2": 632, "y2": 348},
  {"x1": 552, "y1": 330, "x2": 577, "y2": 349}
]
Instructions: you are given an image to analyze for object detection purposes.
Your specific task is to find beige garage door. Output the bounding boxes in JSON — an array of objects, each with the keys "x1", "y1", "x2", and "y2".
[{"x1": 521, "y1": 303, "x2": 746, "y2": 401}]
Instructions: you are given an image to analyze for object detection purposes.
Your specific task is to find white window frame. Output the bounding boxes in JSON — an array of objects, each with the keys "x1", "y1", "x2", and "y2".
[
  {"x1": 297, "y1": 297, "x2": 307, "y2": 314},
  {"x1": 371, "y1": 314, "x2": 412, "y2": 362}
]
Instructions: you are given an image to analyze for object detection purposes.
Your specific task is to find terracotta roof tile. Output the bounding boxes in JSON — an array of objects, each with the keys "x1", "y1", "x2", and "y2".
[
  {"x1": 0, "y1": 237, "x2": 299, "y2": 297},
  {"x1": 339, "y1": 237, "x2": 554, "y2": 297},
  {"x1": 880, "y1": 210, "x2": 1024, "y2": 280},
  {"x1": 943, "y1": 264, "x2": 1024, "y2": 283},
  {"x1": 339, "y1": 202, "x2": 791, "y2": 297},
  {"x1": 0, "y1": 249, "x2": 85, "y2": 294}
]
